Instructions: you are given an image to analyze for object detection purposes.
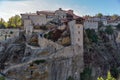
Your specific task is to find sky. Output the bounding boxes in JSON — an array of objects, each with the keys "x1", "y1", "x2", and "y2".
[{"x1": 0, "y1": 0, "x2": 120, "y2": 21}]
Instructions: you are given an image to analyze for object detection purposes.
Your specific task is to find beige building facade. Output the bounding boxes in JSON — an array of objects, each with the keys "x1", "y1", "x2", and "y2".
[
  {"x1": 24, "y1": 19, "x2": 33, "y2": 35},
  {"x1": 68, "y1": 20, "x2": 83, "y2": 52}
]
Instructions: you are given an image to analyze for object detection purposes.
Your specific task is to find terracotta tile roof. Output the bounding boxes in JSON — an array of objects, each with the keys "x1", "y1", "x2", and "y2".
[{"x1": 65, "y1": 10, "x2": 81, "y2": 19}]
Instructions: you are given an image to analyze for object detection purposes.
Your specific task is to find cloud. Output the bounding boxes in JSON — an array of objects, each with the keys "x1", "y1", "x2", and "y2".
[{"x1": 0, "y1": 0, "x2": 89, "y2": 21}]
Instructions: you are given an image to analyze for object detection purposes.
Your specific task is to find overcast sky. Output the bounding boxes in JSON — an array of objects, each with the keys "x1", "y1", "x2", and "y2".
[{"x1": 0, "y1": 0, "x2": 120, "y2": 21}]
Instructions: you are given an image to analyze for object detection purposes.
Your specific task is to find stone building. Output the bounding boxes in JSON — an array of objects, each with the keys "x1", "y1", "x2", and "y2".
[
  {"x1": 68, "y1": 17, "x2": 84, "y2": 52},
  {"x1": 36, "y1": 11, "x2": 55, "y2": 22},
  {"x1": 55, "y1": 8, "x2": 67, "y2": 19},
  {"x1": 23, "y1": 19, "x2": 33, "y2": 35},
  {"x1": 21, "y1": 13, "x2": 47, "y2": 26},
  {"x1": 21, "y1": 8, "x2": 81, "y2": 31},
  {"x1": 84, "y1": 20, "x2": 98, "y2": 32}
]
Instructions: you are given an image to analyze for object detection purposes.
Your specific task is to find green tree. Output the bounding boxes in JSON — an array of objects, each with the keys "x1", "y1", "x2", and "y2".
[
  {"x1": 0, "y1": 76, "x2": 5, "y2": 80},
  {"x1": 96, "y1": 13, "x2": 103, "y2": 18},
  {"x1": 106, "y1": 71, "x2": 116, "y2": 80},
  {"x1": 97, "y1": 77, "x2": 104, "y2": 80},
  {"x1": 86, "y1": 29, "x2": 98, "y2": 43},
  {"x1": 97, "y1": 71, "x2": 116, "y2": 80},
  {"x1": 105, "y1": 26, "x2": 114, "y2": 35},
  {"x1": 7, "y1": 15, "x2": 22, "y2": 28},
  {"x1": 0, "y1": 18, "x2": 7, "y2": 28},
  {"x1": 80, "y1": 67, "x2": 92, "y2": 80}
]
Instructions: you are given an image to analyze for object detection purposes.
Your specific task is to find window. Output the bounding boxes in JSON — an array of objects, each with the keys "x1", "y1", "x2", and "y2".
[
  {"x1": 78, "y1": 31, "x2": 80, "y2": 34},
  {"x1": 78, "y1": 38, "x2": 80, "y2": 41}
]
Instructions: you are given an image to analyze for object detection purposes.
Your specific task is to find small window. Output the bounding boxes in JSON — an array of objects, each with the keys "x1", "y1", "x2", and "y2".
[
  {"x1": 78, "y1": 38, "x2": 80, "y2": 41},
  {"x1": 78, "y1": 31, "x2": 80, "y2": 34}
]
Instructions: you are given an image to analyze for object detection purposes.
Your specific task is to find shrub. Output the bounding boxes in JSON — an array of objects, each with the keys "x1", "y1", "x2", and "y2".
[
  {"x1": 116, "y1": 24, "x2": 120, "y2": 30},
  {"x1": 33, "y1": 60, "x2": 46, "y2": 65},
  {"x1": 80, "y1": 67, "x2": 92, "y2": 80},
  {"x1": 110, "y1": 67, "x2": 119, "y2": 79},
  {"x1": 0, "y1": 76, "x2": 5, "y2": 80},
  {"x1": 40, "y1": 25, "x2": 47, "y2": 30},
  {"x1": 97, "y1": 71, "x2": 116, "y2": 80},
  {"x1": 86, "y1": 29, "x2": 98, "y2": 43},
  {"x1": 66, "y1": 76, "x2": 74, "y2": 80},
  {"x1": 105, "y1": 26, "x2": 114, "y2": 35},
  {"x1": 10, "y1": 31, "x2": 13, "y2": 34}
]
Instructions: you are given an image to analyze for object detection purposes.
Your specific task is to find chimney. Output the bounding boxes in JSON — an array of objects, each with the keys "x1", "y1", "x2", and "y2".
[{"x1": 59, "y1": 8, "x2": 62, "y2": 10}]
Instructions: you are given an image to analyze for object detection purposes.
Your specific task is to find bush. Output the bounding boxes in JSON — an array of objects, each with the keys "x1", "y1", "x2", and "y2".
[
  {"x1": 110, "y1": 67, "x2": 119, "y2": 79},
  {"x1": 80, "y1": 67, "x2": 92, "y2": 80},
  {"x1": 97, "y1": 71, "x2": 116, "y2": 80},
  {"x1": 116, "y1": 24, "x2": 120, "y2": 30},
  {"x1": 86, "y1": 29, "x2": 98, "y2": 43},
  {"x1": 33, "y1": 60, "x2": 46, "y2": 65},
  {"x1": 10, "y1": 31, "x2": 13, "y2": 34},
  {"x1": 0, "y1": 76, "x2": 5, "y2": 80},
  {"x1": 66, "y1": 76, "x2": 74, "y2": 80},
  {"x1": 40, "y1": 25, "x2": 47, "y2": 30},
  {"x1": 105, "y1": 26, "x2": 114, "y2": 35}
]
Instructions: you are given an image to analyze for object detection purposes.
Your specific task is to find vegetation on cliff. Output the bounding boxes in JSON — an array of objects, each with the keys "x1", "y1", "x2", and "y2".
[
  {"x1": 97, "y1": 71, "x2": 116, "y2": 80},
  {"x1": 0, "y1": 15, "x2": 22, "y2": 28}
]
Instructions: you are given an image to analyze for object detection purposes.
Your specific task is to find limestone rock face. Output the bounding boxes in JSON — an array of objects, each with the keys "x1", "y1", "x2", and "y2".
[
  {"x1": 50, "y1": 55, "x2": 83, "y2": 80},
  {"x1": 0, "y1": 38, "x2": 84, "y2": 80},
  {"x1": 4, "y1": 54, "x2": 83, "y2": 80}
]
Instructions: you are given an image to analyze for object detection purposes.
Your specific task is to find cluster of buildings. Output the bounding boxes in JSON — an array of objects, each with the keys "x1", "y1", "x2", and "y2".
[
  {"x1": 21, "y1": 8, "x2": 120, "y2": 36},
  {"x1": 21, "y1": 8, "x2": 84, "y2": 49},
  {"x1": 21, "y1": 8, "x2": 120, "y2": 49},
  {"x1": 84, "y1": 15, "x2": 120, "y2": 31},
  {"x1": 1, "y1": 8, "x2": 120, "y2": 47}
]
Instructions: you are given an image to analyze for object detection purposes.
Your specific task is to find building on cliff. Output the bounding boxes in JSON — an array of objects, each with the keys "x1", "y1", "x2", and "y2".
[
  {"x1": 68, "y1": 17, "x2": 84, "y2": 53},
  {"x1": 84, "y1": 20, "x2": 98, "y2": 32},
  {"x1": 21, "y1": 8, "x2": 81, "y2": 30}
]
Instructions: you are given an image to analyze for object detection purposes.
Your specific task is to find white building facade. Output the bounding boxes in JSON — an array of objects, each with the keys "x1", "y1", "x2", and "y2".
[{"x1": 84, "y1": 20, "x2": 98, "y2": 32}]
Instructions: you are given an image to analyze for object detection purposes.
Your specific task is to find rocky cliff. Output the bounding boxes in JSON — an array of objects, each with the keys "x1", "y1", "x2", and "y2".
[
  {"x1": 0, "y1": 35, "x2": 84, "y2": 80},
  {"x1": 84, "y1": 29, "x2": 120, "y2": 80}
]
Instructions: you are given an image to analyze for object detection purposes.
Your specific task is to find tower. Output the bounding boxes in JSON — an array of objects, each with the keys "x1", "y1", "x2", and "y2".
[
  {"x1": 68, "y1": 18, "x2": 83, "y2": 51},
  {"x1": 24, "y1": 19, "x2": 33, "y2": 35}
]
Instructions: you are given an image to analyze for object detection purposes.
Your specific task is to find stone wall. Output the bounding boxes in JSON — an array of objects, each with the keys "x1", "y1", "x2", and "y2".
[
  {"x1": 29, "y1": 15, "x2": 47, "y2": 26},
  {"x1": 0, "y1": 29, "x2": 19, "y2": 41},
  {"x1": 38, "y1": 36, "x2": 63, "y2": 50},
  {"x1": 21, "y1": 14, "x2": 48, "y2": 26}
]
